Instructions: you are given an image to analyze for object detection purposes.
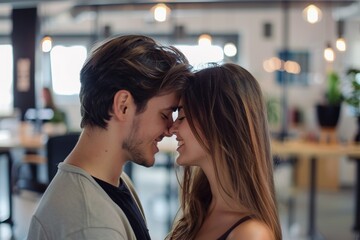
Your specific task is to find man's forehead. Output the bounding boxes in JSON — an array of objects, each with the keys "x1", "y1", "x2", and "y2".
[
  {"x1": 163, "y1": 106, "x2": 178, "y2": 112},
  {"x1": 147, "y1": 93, "x2": 180, "y2": 112}
]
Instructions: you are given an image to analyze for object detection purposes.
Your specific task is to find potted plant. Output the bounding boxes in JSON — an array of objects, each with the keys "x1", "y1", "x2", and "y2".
[
  {"x1": 316, "y1": 71, "x2": 343, "y2": 128},
  {"x1": 343, "y1": 68, "x2": 360, "y2": 141},
  {"x1": 343, "y1": 68, "x2": 360, "y2": 116}
]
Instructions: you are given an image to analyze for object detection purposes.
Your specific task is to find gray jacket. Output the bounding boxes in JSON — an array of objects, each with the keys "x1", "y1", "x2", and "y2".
[{"x1": 26, "y1": 163, "x2": 145, "y2": 240}]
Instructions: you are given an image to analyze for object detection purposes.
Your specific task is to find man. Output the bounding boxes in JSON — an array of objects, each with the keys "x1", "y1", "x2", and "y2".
[{"x1": 27, "y1": 35, "x2": 191, "y2": 240}]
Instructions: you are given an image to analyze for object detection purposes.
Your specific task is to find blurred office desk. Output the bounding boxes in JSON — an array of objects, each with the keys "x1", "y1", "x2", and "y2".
[
  {"x1": 0, "y1": 123, "x2": 45, "y2": 228},
  {"x1": 271, "y1": 139, "x2": 360, "y2": 239},
  {"x1": 0, "y1": 123, "x2": 46, "y2": 151}
]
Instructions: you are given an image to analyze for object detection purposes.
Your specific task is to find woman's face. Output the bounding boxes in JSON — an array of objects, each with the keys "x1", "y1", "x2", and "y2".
[{"x1": 170, "y1": 100, "x2": 208, "y2": 166}]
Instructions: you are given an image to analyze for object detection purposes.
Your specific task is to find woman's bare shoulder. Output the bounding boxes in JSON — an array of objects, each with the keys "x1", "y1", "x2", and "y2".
[{"x1": 227, "y1": 218, "x2": 274, "y2": 240}]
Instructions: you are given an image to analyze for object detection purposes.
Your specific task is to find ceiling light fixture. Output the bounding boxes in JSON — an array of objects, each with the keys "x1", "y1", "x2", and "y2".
[
  {"x1": 198, "y1": 34, "x2": 212, "y2": 46},
  {"x1": 336, "y1": 20, "x2": 346, "y2": 52},
  {"x1": 303, "y1": 4, "x2": 322, "y2": 24},
  {"x1": 223, "y1": 43, "x2": 237, "y2": 57},
  {"x1": 41, "y1": 35, "x2": 52, "y2": 53},
  {"x1": 40, "y1": 4, "x2": 53, "y2": 53},
  {"x1": 152, "y1": 3, "x2": 170, "y2": 22},
  {"x1": 324, "y1": 42, "x2": 335, "y2": 62},
  {"x1": 336, "y1": 38, "x2": 346, "y2": 52}
]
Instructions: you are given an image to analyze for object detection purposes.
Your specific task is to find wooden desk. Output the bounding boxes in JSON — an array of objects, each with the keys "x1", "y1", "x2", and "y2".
[
  {"x1": 271, "y1": 139, "x2": 360, "y2": 239},
  {"x1": 0, "y1": 124, "x2": 46, "y2": 150},
  {"x1": 0, "y1": 123, "x2": 45, "y2": 228},
  {"x1": 271, "y1": 140, "x2": 360, "y2": 158}
]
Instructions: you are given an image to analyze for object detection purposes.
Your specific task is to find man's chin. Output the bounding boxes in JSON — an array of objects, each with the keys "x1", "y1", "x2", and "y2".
[
  {"x1": 135, "y1": 157, "x2": 155, "y2": 168},
  {"x1": 144, "y1": 158, "x2": 155, "y2": 167}
]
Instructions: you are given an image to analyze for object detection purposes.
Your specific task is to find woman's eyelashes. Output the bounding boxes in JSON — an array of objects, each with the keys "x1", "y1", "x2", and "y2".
[{"x1": 177, "y1": 116, "x2": 185, "y2": 121}]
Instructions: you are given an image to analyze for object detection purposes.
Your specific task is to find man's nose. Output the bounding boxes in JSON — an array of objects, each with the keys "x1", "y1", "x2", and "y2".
[
  {"x1": 164, "y1": 127, "x2": 172, "y2": 137},
  {"x1": 163, "y1": 119, "x2": 174, "y2": 137},
  {"x1": 167, "y1": 121, "x2": 178, "y2": 137}
]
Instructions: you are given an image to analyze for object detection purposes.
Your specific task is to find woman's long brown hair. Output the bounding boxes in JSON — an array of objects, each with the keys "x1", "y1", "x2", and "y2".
[{"x1": 167, "y1": 63, "x2": 282, "y2": 240}]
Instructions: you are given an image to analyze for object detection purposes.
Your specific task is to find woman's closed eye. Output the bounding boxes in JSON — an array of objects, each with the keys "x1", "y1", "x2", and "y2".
[{"x1": 177, "y1": 116, "x2": 185, "y2": 121}]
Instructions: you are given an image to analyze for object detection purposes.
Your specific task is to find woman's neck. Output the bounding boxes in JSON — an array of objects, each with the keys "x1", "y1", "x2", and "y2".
[{"x1": 200, "y1": 160, "x2": 242, "y2": 213}]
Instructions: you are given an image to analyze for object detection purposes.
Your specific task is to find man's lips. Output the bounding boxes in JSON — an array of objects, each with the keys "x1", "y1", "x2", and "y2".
[{"x1": 153, "y1": 141, "x2": 159, "y2": 152}]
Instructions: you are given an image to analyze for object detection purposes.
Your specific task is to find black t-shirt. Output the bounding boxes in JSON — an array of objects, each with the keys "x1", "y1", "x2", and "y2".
[{"x1": 94, "y1": 177, "x2": 151, "y2": 240}]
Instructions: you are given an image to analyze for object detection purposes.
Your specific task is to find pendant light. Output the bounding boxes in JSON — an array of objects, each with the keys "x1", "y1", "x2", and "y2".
[
  {"x1": 152, "y1": 3, "x2": 171, "y2": 22},
  {"x1": 303, "y1": 4, "x2": 322, "y2": 24},
  {"x1": 198, "y1": 34, "x2": 212, "y2": 46},
  {"x1": 41, "y1": 35, "x2": 52, "y2": 53},
  {"x1": 336, "y1": 20, "x2": 346, "y2": 52},
  {"x1": 324, "y1": 42, "x2": 335, "y2": 62}
]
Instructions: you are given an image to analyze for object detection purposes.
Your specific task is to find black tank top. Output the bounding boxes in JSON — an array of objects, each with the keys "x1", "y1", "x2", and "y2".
[{"x1": 217, "y1": 215, "x2": 252, "y2": 240}]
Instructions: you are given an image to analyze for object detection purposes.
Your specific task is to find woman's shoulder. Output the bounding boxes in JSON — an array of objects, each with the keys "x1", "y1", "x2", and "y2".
[{"x1": 227, "y1": 218, "x2": 274, "y2": 240}]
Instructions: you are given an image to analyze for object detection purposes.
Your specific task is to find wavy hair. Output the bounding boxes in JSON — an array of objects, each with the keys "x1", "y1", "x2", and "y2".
[
  {"x1": 168, "y1": 63, "x2": 282, "y2": 240},
  {"x1": 79, "y1": 35, "x2": 191, "y2": 129}
]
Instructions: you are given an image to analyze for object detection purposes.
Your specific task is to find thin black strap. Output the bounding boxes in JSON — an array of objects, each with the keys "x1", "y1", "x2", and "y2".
[{"x1": 217, "y1": 215, "x2": 252, "y2": 240}]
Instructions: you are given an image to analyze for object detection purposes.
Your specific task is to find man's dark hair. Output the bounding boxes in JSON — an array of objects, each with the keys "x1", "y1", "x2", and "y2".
[{"x1": 79, "y1": 35, "x2": 191, "y2": 129}]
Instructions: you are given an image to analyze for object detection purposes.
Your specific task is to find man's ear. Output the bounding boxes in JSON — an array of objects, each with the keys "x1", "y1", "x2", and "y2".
[{"x1": 113, "y1": 90, "x2": 132, "y2": 121}]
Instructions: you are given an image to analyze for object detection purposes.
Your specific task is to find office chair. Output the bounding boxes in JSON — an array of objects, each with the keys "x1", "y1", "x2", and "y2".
[
  {"x1": 13, "y1": 132, "x2": 80, "y2": 194},
  {"x1": 46, "y1": 132, "x2": 80, "y2": 181}
]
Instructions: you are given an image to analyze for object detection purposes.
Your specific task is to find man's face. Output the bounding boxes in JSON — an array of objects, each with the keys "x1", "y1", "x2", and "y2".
[{"x1": 122, "y1": 92, "x2": 178, "y2": 167}]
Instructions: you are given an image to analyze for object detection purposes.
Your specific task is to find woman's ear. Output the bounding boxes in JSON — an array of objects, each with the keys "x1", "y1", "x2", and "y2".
[{"x1": 113, "y1": 90, "x2": 132, "y2": 121}]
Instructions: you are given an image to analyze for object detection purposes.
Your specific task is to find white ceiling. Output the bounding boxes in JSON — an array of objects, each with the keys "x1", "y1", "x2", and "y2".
[{"x1": 0, "y1": 0, "x2": 359, "y2": 36}]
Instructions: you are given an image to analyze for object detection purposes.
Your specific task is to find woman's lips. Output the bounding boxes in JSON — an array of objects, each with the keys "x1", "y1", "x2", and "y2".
[{"x1": 176, "y1": 140, "x2": 184, "y2": 151}]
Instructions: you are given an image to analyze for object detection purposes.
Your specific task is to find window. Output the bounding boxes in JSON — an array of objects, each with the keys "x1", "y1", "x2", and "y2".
[
  {"x1": 276, "y1": 50, "x2": 309, "y2": 86},
  {"x1": 0, "y1": 45, "x2": 13, "y2": 115},
  {"x1": 175, "y1": 44, "x2": 224, "y2": 70},
  {"x1": 50, "y1": 45, "x2": 87, "y2": 95},
  {"x1": 49, "y1": 43, "x2": 224, "y2": 96}
]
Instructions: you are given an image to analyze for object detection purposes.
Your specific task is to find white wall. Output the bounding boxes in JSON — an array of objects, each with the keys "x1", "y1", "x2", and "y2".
[
  {"x1": 96, "y1": 7, "x2": 359, "y2": 186},
  {"x1": 51, "y1": 6, "x2": 358, "y2": 140},
  {"x1": 2, "y1": 3, "x2": 359, "y2": 185}
]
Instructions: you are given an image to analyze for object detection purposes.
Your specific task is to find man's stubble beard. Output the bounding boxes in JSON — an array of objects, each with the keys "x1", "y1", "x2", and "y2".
[{"x1": 122, "y1": 116, "x2": 152, "y2": 167}]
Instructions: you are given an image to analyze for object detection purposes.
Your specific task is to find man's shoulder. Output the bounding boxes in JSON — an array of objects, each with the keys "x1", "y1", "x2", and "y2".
[
  {"x1": 31, "y1": 171, "x2": 131, "y2": 239},
  {"x1": 34, "y1": 172, "x2": 92, "y2": 218}
]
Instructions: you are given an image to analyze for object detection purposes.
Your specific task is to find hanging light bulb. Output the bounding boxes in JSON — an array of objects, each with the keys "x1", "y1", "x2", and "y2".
[
  {"x1": 324, "y1": 43, "x2": 335, "y2": 62},
  {"x1": 303, "y1": 4, "x2": 322, "y2": 24},
  {"x1": 41, "y1": 35, "x2": 52, "y2": 52},
  {"x1": 224, "y1": 43, "x2": 237, "y2": 57},
  {"x1": 336, "y1": 20, "x2": 346, "y2": 52},
  {"x1": 198, "y1": 34, "x2": 212, "y2": 46},
  {"x1": 152, "y1": 3, "x2": 170, "y2": 22},
  {"x1": 336, "y1": 38, "x2": 346, "y2": 52}
]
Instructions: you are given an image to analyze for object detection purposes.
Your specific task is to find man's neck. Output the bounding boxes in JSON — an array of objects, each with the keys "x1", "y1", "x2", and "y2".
[{"x1": 64, "y1": 127, "x2": 126, "y2": 186}]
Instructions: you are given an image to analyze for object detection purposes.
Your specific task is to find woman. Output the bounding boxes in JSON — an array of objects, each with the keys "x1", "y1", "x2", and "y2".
[
  {"x1": 168, "y1": 63, "x2": 282, "y2": 240},
  {"x1": 42, "y1": 87, "x2": 67, "y2": 125}
]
